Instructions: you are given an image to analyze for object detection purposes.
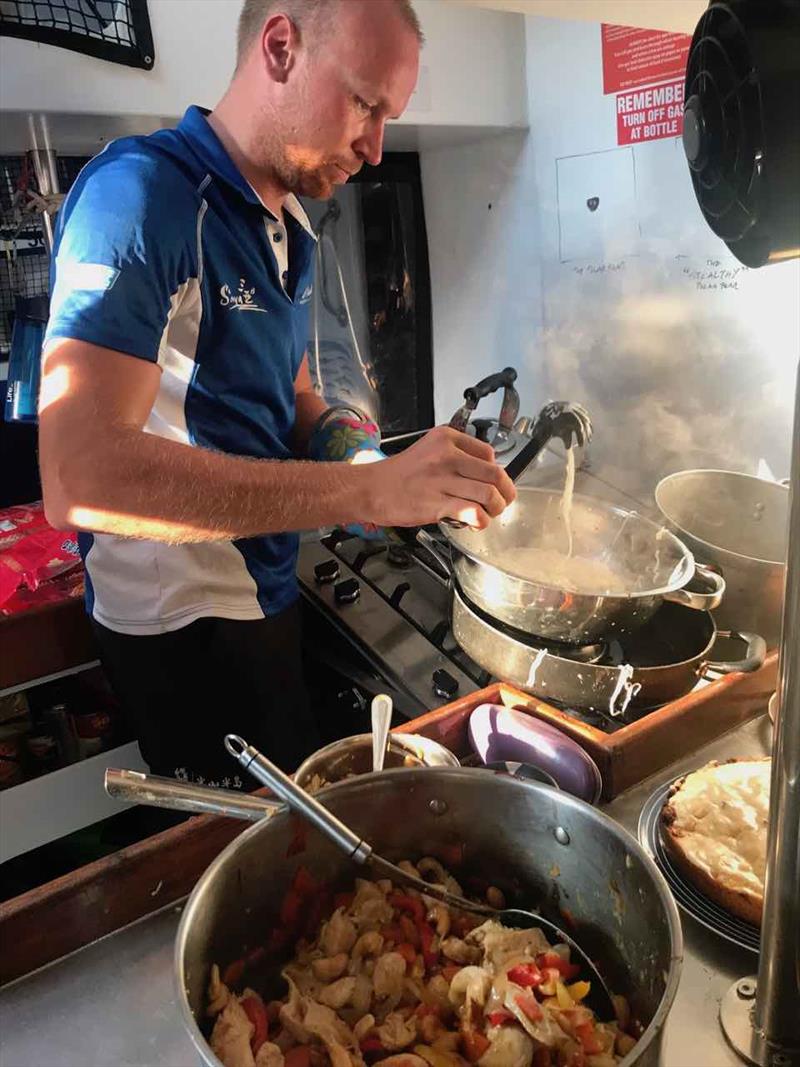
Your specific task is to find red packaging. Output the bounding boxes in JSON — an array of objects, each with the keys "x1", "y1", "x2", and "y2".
[{"x1": 0, "y1": 502, "x2": 81, "y2": 611}]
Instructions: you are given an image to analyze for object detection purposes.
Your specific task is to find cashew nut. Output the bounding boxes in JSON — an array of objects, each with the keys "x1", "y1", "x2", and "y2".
[
  {"x1": 486, "y1": 886, "x2": 506, "y2": 909},
  {"x1": 317, "y1": 976, "x2": 357, "y2": 1010},
  {"x1": 312, "y1": 953, "x2": 349, "y2": 982}
]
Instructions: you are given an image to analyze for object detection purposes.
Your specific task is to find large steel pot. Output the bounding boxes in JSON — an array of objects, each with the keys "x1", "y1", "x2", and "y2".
[
  {"x1": 175, "y1": 769, "x2": 682, "y2": 1067},
  {"x1": 655, "y1": 469, "x2": 789, "y2": 647},
  {"x1": 452, "y1": 588, "x2": 767, "y2": 716},
  {"x1": 432, "y1": 486, "x2": 725, "y2": 646}
]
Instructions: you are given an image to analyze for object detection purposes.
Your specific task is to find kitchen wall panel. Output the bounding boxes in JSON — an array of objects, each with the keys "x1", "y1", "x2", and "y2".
[{"x1": 422, "y1": 15, "x2": 800, "y2": 502}]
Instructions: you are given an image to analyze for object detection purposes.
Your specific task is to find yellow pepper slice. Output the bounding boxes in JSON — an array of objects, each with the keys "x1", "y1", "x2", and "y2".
[
  {"x1": 568, "y1": 980, "x2": 592, "y2": 1003},
  {"x1": 556, "y1": 979, "x2": 574, "y2": 1009}
]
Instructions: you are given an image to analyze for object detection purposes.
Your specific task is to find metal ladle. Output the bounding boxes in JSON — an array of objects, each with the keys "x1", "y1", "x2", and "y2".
[{"x1": 223, "y1": 734, "x2": 615, "y2": 1019}]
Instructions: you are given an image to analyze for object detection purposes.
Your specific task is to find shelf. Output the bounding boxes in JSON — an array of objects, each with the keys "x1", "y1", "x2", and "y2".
[
  {"x1": 0, "y1": 597, "x2": 97, "y2": 692},
  {"x1": 0, "y1": 741, "x2": 147, "y2": 863}
]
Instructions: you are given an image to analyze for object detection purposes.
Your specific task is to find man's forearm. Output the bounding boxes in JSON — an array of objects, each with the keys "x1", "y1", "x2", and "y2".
[{"x1": 49, "y1": 425, "x2": 371, "y2": 543}]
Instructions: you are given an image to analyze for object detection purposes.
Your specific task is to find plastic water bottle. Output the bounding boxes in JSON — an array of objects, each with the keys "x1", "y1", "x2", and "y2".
[{"x1": 4, "y1": 295, "x2": 48, "y2": 424}]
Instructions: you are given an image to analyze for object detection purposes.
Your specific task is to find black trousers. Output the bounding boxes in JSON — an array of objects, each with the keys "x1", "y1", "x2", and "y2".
[{"x1": 92, "y1": 603, "x2": 320, "y2": 786}]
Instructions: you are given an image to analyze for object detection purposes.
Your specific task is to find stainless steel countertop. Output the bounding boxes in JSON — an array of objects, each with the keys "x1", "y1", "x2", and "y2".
[{"x1": 0, "y1": 714, "x2": 773, "y2": 1067}]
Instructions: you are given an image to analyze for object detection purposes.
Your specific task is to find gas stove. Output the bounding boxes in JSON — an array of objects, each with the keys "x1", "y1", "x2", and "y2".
[{"x1": 297, "y1": 530, "x2": 489, "y2": 720}]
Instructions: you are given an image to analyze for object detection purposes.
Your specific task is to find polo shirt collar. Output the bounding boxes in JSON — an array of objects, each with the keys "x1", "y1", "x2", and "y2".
[{"x1": 178, "y1": 106, "x2": 316, "y2": 240}]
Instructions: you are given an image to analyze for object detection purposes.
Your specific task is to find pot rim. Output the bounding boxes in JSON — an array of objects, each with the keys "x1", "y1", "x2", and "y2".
[
  {"x1": 443, "y1": 486, "x2": 696, "y2": 600},
  {"x1": 294, "y1": 731, "x2": 460, "y2": 787},
  {"x1": 655, "y1": 469, "x2": 789, "y2": 568},
  {"x1": 174, "y1": 769, "x2": 683, "y2": 1067}
]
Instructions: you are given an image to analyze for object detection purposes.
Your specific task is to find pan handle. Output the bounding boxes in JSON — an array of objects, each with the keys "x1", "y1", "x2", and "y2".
[
  {"x1": 701, "y1": 631, "x2": 767, "y2": 675},
  {"x1": 104, "y1": 768, "x2": 283, "y2": 823},
  {"x1": 663, "y1": 562, "x2": 726, "y2": 611}
]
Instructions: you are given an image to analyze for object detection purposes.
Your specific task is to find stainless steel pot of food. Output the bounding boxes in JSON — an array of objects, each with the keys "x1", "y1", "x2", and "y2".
[
  {"x1": 174, "y1": 769, "x2": 682, "y2": 1067},
  {"x1": 294, "y1": 732, "x2": 459, "y2": 790},
  {"x1": 655, "y1": 469, "x2": 789, "y2": 647},
  {"x1": 422, "y1": 486, "x2": 726, "y2": 646}
]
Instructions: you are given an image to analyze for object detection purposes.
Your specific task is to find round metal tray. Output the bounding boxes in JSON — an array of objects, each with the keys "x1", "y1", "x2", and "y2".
[{"x1": 638, "y1": 778, "x2": 760, "y2": 955}]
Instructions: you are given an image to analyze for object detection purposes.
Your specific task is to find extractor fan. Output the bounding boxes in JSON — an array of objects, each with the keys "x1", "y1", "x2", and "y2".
[{"x1": 682, "y1": 0, "x2": 800, "y2": 266}]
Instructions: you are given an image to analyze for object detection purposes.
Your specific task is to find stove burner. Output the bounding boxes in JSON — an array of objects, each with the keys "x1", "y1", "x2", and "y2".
[{"x1": 387, "y1": 543, "x2": 413, "y2": 568}]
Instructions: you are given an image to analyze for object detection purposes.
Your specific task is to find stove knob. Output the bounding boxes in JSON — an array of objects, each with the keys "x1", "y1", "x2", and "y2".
[
  {"x1": 314, "y1": 559, "x2": 340, "y2": 585},
  {"x1": 432, "y1": 668, "x2": 459, "y2": 700},
  {"x1": 334, "y1": 578, "x2": 361, "y2": 605}
]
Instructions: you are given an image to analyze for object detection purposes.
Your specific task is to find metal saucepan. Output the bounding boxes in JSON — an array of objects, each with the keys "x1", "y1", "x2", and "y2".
[
  {"x1": 423, "y1": 486, "x2": 726, "y2": 646},
  {"x1": 164, "y1": 769, "x2": 681, "y2": 1067},
  {"x1": 452, "y1": 590, "x2": 767, "y2": 716},
  {"x1": 294, "y1": 731, "x2": 459, "y2": 790},
  {"x1": 656, "y1": 469, "x2": 789, "y2": 647}
]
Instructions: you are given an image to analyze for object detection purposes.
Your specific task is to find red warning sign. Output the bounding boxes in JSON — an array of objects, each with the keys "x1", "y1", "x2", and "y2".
[
  {"x1": 616, "y1": 78, "x2": 685, "y2": 145},
  {"x1": 601, "y1": 24, "x2": 690, "y2": 95}
]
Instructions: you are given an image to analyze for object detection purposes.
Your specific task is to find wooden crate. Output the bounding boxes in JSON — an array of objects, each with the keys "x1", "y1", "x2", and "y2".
[{"x1": 396, "y1": 653, "x2": 778, "y2": 800}]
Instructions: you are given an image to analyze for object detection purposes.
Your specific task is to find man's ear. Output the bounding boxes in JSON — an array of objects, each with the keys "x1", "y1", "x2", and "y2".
[{"x1": 260, "y1": 13, "x2": 298, "y2": 83}]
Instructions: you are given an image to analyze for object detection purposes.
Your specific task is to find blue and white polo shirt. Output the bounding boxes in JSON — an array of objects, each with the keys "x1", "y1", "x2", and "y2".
[{"x1": 45, "y1": 106, "x2": 317, "y2": 635}]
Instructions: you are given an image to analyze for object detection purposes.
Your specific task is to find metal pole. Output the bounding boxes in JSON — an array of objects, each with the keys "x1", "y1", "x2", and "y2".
[
  {"x1": 720, "y1": 358, "x2": 800, "y2": 1066},
  {"x1": 28, "y1": 148, "x2": 59, "y2": 254},
  {"x1": 755, "y1": 354, "x2": 800, "y2": 1059}
]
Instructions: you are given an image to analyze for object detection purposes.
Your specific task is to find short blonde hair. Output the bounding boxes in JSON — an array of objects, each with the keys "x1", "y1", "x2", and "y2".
[{"x1": 237, "y1": 0, "x2": 423, "y2": 66}]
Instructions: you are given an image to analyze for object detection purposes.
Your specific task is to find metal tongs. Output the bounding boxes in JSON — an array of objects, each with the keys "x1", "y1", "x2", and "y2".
[{"x1": 445, "y1": 366, "x2": 593, "y2": 527}]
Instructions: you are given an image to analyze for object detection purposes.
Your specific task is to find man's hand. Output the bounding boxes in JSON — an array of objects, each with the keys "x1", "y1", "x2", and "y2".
[{"x1": 360, "y1": 425, "x2": 516, "y2": 530}]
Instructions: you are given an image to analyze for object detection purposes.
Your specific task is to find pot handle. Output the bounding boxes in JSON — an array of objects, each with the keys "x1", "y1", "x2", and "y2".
[
  {"x1": 104, "y1": 768, "x2": 283, "y2": 823},
  {"x1": 701, "y1": 631, "x2": 768, "y2": 675},
  {"x1": 416, "y1": 527, "x2": 453, "y2": 580},
  {"x1": 663, "y1": 562, "x2": 726, "y2": 611}
]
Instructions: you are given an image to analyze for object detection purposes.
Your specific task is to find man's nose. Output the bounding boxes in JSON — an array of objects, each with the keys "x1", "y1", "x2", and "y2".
[{"x1": 355, "y1": 117, "x2": 385, "y2": 168}]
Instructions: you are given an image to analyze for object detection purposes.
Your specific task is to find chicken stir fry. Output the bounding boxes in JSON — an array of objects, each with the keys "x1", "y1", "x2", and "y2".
[{"x1": 207, "y1": 859, "x2": 637, "y2": 1067}]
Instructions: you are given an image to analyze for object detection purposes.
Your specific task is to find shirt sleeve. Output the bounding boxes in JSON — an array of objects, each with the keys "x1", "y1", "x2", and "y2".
[{"x1": 45, "y1": 148, "x2": 199, "y2": 363}]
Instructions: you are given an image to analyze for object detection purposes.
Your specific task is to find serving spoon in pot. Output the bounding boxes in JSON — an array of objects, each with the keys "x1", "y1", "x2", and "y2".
[
  {"x1": 223, "y1": 734, "x2": 615, "y2": 1019},
  {"x1": 371, "y1": 693, "x2": 393, "y2": 773}
]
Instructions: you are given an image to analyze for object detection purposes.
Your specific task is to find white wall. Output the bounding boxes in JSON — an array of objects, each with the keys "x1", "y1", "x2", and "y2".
[
  {"x1": 421, "y1": 15, "x2": 800, "y2": 501},
  {"x1": 0, "y1": 0, "x2": 527, "y2": 133},
  {"x1": 444, "y1": 0, "x2": 707, "y2": 35}
]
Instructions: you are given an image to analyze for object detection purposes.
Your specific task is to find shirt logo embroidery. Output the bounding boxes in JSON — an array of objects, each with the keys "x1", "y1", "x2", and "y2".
[
  {"x1": 298, "y1": 284, "x2": 313, "y2": 305},
  {"x1": 220, "y1": 278, "x2": 268, "y2": 313}
]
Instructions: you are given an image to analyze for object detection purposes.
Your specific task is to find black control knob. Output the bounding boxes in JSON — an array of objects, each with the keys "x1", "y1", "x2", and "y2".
[
  {"x1": 334, "y1": 578, "x2": 360, "y2": 605},
  {"x1": 314, "y1": 559, "x2": 340, "y2": 585},
  {"x1": 432, "y1": 668, "x2": 459, "y2": 700}
]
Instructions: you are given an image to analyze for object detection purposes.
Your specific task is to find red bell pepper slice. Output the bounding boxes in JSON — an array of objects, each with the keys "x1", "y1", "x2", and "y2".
[
  {"x1": 462, "y1": 1029, "x2": 491, "y2": 1062},
  {"x1": 241, "y1": 994, "x2": 268, "y2": 1054},
  {"x1": 417, "y1": 919, "x2": 439, "y2": 970},
  {"x1": 359, "y1": 1036, "x2": 385, "y2": 1053},
  {"x1": 284, "y1": 1049, "x2": 312, "y2": 1067},
  {"x1": 487, "y1": 1009, "x2": 516, "y2": 1027},
  {"x1": 291, "y1": 865, "x2": 317, "y2": 897},
  {"x1": 397, "y1": 942, "x2": 417, "y2": 966},
  {"x1": 515, "y1": 993, "x2": 543, "y2": 1022},
  {"x1": 536, "y1": 951, "x2": 581, "y2": 981},
  {"x1": 221, "y1": 958, "x2": 245, "y2": 988},
  {"x1": 507, "y1": 962, "x2": 543, "y2": 988},
  {"x1": 279, "y1": 888, "x2": 304, "y2": 927},
  {"x1": 575, "y1": 1021, "x2": 604, "y2": 1055},
  {"x1": 390, "y1": 892, "x2": 426, "y2": 924}
]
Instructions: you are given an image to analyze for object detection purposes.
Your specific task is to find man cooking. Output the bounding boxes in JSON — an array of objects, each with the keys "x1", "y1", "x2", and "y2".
[{"x1": 38, "y1": 0, "x2": 516, "y2": 785}]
